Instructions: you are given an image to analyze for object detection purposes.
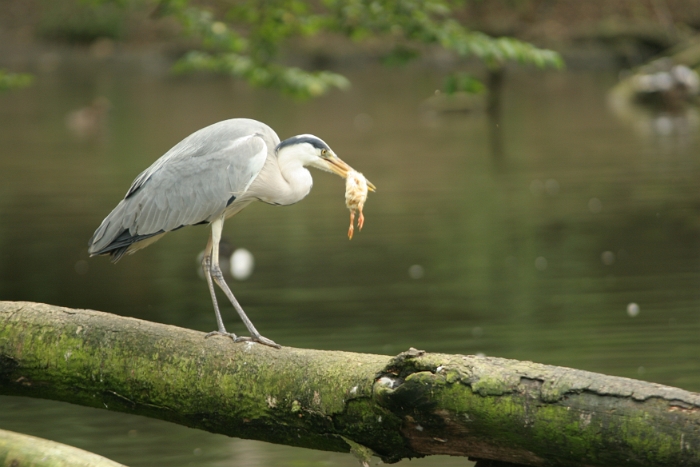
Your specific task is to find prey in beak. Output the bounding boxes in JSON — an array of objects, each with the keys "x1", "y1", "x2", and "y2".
[
  {"x1": 310, "y1": 148, "x2": 375, "y2": 239},
  {"x1": 345, "y1": 170, "x2": 369, "y2": 239},
  {"x1": 322, "y1": 151, "x2": 376, "y2": 191}
]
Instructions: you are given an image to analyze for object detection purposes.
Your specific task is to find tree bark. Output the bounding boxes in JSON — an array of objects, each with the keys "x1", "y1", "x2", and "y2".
[
  {"x1": 1, "y1": 301, "x2": 699, "y2": 466},
  {"x1": 0, "y1": 428, "x2": 126, "y2": 467}
]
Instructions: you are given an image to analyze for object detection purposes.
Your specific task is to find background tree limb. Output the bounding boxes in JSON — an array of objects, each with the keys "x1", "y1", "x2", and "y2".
[{"x1": 0, "y1": 428, "x2": 126, "y2": 467}]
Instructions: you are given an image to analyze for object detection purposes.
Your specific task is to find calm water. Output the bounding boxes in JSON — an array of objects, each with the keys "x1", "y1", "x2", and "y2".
[{"x1": 1, "y1": 52, "x2": 700, "y2": 466}]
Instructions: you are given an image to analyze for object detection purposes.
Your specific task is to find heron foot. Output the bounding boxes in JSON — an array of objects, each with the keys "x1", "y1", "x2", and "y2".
[
  {"x1": 204, "y1": 330, "x2": 238, "y2": 341},
  {"x1": 234, "y1": 334, "x2": 281, "y2": 349}
]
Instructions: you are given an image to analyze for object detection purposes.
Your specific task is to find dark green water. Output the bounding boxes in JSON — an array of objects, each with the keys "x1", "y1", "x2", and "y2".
[{"x1": 1, "y1": 54, "x2": 699, "y2": 466}]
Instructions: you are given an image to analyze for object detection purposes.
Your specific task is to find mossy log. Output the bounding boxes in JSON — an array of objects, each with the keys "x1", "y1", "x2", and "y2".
[
  {"x1": 0, "y1": 428, "x2": 126, "y2": 467},
  {"x1": 1, "y1": 301, "x2": 700, "y2": 466}
]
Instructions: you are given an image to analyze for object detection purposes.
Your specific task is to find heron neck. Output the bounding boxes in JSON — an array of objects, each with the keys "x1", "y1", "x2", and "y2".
[{"x1": 275, "y1": 150, "x2": 313, "y2": 205}]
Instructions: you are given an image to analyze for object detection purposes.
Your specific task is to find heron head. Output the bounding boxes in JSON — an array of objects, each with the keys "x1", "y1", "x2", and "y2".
[{"x1": 276, "y1": 134, "x2": 375, "y2": 190}]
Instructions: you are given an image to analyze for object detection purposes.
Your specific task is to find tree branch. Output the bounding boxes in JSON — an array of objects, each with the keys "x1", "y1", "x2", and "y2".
[
  {"x1": 0, "y1": 428, "x2": 126, "y2": 467},
  {"x1": 1, "y1": 301, "x2": 699, "y2": 466}
]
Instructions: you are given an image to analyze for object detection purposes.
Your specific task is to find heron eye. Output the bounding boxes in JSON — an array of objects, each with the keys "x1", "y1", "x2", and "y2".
[{"x1": 321, "y1": 149, "x2": 327, "y2": 156}]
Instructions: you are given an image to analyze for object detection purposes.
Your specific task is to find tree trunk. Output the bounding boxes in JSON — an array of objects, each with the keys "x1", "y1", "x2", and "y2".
[
  {"x1": 1, "y1": 301, "x2": 699, "y2": 466},
  {"x1": 0, "y1": 428, "x2": 126, "y2": 467}
]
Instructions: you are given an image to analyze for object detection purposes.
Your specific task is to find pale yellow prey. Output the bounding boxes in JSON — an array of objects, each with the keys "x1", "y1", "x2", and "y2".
[{"x1": 345, "y1": 170, "x2": 373, "y2": 239}]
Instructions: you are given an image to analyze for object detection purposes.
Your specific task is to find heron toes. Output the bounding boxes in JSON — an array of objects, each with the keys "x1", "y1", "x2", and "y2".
[
  {"x1": 205, "y1": 331, "x2": 281, "y2": 349},
  {"x1": 236, "y1": 334, "x2": 281, "y2": 349},
  {"x1": 204, "y1": 330, "x2": 238, "y2": 340}
]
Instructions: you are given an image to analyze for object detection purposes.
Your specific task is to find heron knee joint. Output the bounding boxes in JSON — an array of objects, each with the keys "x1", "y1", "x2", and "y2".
[{"x1": 210, "y1": 265, "x2": 225, "y2": 281}]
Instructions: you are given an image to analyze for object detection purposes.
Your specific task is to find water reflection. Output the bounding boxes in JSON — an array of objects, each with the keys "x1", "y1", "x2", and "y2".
[
  {"x1": 534, "y1": 257, "x2": 548, "y2": 271},
  {"x1": 408, "y1": 264, "x2": 424, "y2": 279},
  {"x1": 230, "y1": 248, "x2": 255, "y2": 280},
  {"x1": 530, "y1": 178, "x2": 560, "y2": 197},
  {"x1": 65, "y1": 96, "x2": 111, "y2": 139},
  {"x1": 601, "y1": 251, "x2": 615, "y2": 265},
  {"x1": 627, "y1": 302, "x2": 640, "y2": 317},
  {"x1": 588, "y1": 198, "x2": 602, "y2": 214},
  {"x1": 353, "y1": 113, "x2": 374, "y2": 132},
  {"x1": 1, "y1": 59, "x2": 700, "y2": 466}
]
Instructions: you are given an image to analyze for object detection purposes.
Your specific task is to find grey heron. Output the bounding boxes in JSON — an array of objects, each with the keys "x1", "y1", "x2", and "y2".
[{"x1": 88, "y1": 118, "x2": 374, "y2": 349}]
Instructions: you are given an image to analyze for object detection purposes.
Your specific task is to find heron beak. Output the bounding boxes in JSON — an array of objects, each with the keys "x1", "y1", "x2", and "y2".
[{"x1": 325, "y1": 153, "x2": 377, "y2": 192}]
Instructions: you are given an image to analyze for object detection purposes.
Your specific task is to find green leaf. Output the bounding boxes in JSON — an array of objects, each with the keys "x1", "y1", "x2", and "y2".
[
  {"x1": 443, "y1": 72, "x2": 485, "y2": 95},
  {"x1": 381, "y1": 46, "x2": 420, "y2": 67},
  {"x1": 0, "y1": 70, "x2": 34, "y2": 92},
  {"x1": 173, "y1": 51, "x2": 350, "y2": 98}
]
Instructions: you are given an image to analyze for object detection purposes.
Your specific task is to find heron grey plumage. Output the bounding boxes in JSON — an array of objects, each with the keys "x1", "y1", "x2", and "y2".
[{"x1": 88, "y1": 118, "x2": 373, "y2": 349}]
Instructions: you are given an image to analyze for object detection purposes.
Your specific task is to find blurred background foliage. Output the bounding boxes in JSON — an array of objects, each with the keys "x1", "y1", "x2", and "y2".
[
  {"x1": 3, "y1": 0, "x2": 700, "y2": 95},
  {"x1": 38, "y1": 0, "x2": 126, "y2": 43},
  {"x1": 5, "y1": 0, "x2": 567, "y2": 97},
  {"x1": 0, "y1": 69, "x2": 33, "y2": 91}
]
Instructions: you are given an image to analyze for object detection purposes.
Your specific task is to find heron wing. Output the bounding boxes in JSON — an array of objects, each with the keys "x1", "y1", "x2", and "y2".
[
  {"x1": 88, "y1": 132, "x2": 269, "y2": 258},
  {"x1": 133, "y1": 133, "x2": 268, "y2": 233}
]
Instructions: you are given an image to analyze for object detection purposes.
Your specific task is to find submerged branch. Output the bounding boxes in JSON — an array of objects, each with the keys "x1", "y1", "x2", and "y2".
[
  {"x1": 1, "y1": 301, "x2": 699, "y2": 466},
  {"x1": 0, "y1": 428, "x2": 126, "y2": 467}
]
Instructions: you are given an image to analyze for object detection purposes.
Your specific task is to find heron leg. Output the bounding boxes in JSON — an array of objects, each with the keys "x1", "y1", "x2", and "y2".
[
  {"x1": 209, "y1": 217, "x2": 280, "y2": 349},
  {"x1": 202, "y1": 234, "x2": 237, "y2": 341}
]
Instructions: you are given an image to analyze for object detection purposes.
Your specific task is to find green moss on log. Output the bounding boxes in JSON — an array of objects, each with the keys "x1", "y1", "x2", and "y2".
[{"x1": 373, "y1": 352, "x2": 700, "y2": 465}]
